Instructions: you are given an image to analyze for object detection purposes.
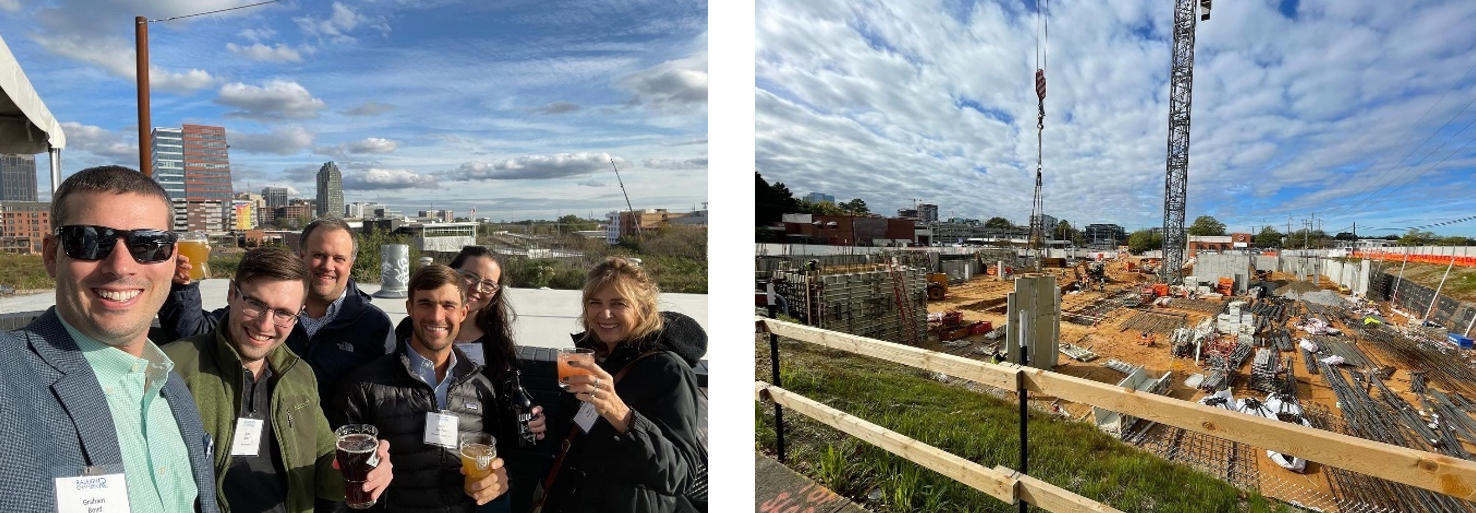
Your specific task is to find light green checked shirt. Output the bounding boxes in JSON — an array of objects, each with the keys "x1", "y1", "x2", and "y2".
[{"x1": 62, "y1": 319, "x2": 199, "y2": 512}]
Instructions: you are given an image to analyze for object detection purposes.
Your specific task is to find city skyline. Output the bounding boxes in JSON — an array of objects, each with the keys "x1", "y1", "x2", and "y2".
[{"x1": 0, "y1": 0, "x2": 708, "y2": 222}]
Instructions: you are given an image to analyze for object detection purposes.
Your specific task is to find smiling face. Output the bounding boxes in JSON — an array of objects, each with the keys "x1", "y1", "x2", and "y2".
[
  {"x1": 584, "y1": 284, "x2": 639, "y2": 348},
  {"x1": 301, "y1": 227, "x2": 354, "y2": 303},
  {"x1": 43, "y1": 191, "x2": 174, "y2": 353},
  {"x1": 227, "y1": 278, "x2": 306, "y2": 367},
  {"x1": 406, "y1": 282, "x2": 468, "y2": 357},
  {"x1": 455, "y1": 255, "x2": 501, "y2": 313}
]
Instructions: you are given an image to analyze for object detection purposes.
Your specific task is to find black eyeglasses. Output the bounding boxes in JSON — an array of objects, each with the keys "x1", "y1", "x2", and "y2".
[
  {"x1": 457, "y1": 269, "x2": 500, "y2": 293},
  {"x1": 234, "y1": 286, "x2": 304, "y2": 329},
  {"x1": 54, "y1": 225, "x2": 178, "y2": 263}
]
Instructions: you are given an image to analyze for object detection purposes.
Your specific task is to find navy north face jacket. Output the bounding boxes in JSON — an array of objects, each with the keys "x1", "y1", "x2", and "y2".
[{"x1": 156, "y1": 279, "x2": 397, "y2": 405}]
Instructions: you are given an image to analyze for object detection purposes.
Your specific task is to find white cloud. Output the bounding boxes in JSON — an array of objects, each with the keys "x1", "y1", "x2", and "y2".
[
  {"x1": 214, "y1": 79, "x2": 328, "y2": 120},
  {"x1": 231, "y1": 126, "x2": 315, "y2": 155},
  {"x1": 315, "y1": 137, "x2": 399, "y2": 157},
  {"x1": 643, "y1": 157, "x2": 707, "y2": 170},
  {"x1": 343, "y1": 168, "x2": 438, "y2": 190},
  {"x1": 296, "y1": 2, "x2": 384, "y2": 43},
  {"x1": 0, "y1": 0, "x2": 19, "y2": 12},
  {"x1": 238, "y1": 27, "x2": 277, "y2": 42},
  {"x1": 227, "y1": 42, "x2": 303, "y2": 62},
  {"x1": 58, "y1": 122, "x2": 136, "y2": 160},
  {"x1": 578, "y1": 180, "x2": 605, "y2": 187},
  {"x1": 619, "y1": 52, "x2": 707, "y2": 110},
  {"x1": 448, "y1": 153, "x2": 622, "y2": 181}
]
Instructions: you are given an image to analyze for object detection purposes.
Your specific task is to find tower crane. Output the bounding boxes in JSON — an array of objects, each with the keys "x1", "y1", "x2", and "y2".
[{"x1": 1160, "y1": 0, "x2": 1212, "y2": 284}]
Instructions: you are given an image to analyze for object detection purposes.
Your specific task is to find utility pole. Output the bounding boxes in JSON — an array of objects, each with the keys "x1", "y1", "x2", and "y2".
[
  {"x1": 136, "y1": 1, "x2": 283, "y2": 178},
  {"x1": 136, "y1": 16, "x2": 151, "y2": 176}
]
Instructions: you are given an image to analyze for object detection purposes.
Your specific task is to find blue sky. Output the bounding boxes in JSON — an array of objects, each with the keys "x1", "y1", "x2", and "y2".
[
  {"x1": 1, "y1": 0, "x2": 707, "y2": 221},
  {"x1": 756, "y1": 0, "x2": 1476, "y2": 238}
]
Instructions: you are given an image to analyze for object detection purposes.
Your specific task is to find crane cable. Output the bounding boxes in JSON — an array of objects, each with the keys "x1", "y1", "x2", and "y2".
[{"x1": 1030, "y1": 0, "x2": 1049, "y2": 265}]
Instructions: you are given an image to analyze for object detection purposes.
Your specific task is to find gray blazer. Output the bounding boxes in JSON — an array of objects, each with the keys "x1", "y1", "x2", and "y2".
[{"x1": 2, "y1": 308, "x2": 219, "y2": 513}]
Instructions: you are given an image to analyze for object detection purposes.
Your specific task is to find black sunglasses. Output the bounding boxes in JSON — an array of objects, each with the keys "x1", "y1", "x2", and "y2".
[{"x1": 55, "y1": 225, "x2": 178, "y2": 263}]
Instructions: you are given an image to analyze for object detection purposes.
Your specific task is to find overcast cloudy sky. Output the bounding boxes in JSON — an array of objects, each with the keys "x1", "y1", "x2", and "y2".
[
  {"x1": 757, "y1": 0, "x2": 1476, "y2": 238},
  {"x1": 2, "y1": 0, "x2": 707, "y2": 221}
]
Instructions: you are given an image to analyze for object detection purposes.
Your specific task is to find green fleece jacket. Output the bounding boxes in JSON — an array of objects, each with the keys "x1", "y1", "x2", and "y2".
[{"x1": 164, "y1": 319, "x2": 344, "y2": 513}]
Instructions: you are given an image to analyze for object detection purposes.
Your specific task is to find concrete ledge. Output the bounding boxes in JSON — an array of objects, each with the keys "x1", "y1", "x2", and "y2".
[{"x1": 755, "y1": 452, "x2": 868, "y2": 513}]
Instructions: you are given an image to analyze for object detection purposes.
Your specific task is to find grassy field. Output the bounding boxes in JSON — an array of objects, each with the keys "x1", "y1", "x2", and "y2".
[{"x1": 755, "y1": 337, "x2": 1294, "y2": 513}]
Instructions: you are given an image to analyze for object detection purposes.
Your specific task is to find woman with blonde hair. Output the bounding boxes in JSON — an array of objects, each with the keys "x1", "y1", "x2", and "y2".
[{"x1": 536, "y1": 256, "x2": 704, "y2": 513}]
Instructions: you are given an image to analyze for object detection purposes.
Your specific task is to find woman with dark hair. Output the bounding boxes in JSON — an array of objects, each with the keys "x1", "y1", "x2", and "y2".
[
  {"x1": 396, "y1": 246, "x2": 519, "y2": 383},
  {"x1": 536, "y1": 256, "x2": 704, "y2": 513}
]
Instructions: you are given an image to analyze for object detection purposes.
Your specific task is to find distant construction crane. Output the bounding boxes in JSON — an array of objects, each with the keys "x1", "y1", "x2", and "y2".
[{"x1": 1160, "y1": 0, "x2": 1212, "y2": 285}]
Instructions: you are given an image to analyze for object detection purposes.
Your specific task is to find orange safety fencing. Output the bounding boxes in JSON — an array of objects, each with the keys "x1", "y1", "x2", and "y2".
[{"x1": 1353, "y1": 251, "x2": 1476, "y2": 268}]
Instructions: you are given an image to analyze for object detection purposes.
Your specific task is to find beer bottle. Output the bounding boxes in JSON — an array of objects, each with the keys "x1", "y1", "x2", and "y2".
[{"x1": 507, "y1": 369, "x2": 538, "y2": 447}]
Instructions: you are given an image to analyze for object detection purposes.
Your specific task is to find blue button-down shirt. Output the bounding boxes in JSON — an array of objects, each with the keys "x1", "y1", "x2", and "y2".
[{"x1": 406, "y1": 346, "x2": 458, "y2": 409}]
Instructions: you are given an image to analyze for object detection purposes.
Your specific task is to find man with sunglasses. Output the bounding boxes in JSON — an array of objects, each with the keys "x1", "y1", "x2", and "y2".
[
  {"x1": 163, "y1": 247, "x2": 396, "y2": 512},
  {"x1": 158, "y1": 217, "x2": 397, "y2": 406},
  {"x1": 1, "y1": 165, "x2": 217, "y2": 511}
]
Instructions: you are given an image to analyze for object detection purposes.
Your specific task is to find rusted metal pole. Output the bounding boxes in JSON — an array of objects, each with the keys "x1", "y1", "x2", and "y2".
[{"x1": 136, "y1": 16, "x2": 151, "y2": 176}]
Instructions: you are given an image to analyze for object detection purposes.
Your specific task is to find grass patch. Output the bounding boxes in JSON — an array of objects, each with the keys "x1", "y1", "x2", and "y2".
[
  {"x1": 0, "y1": 253, "x2": 52, "y2": 290},
  {"x1": 755, "y1": 338, "x2": 1293, "y2": 512}
]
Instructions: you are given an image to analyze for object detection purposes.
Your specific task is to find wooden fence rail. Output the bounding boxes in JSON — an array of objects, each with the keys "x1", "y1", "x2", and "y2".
[
  {"x1": 756, "y1": 381, "x2": 1121, "y2": 512},
  {"x1": 756, "y1": 316, "x2": 1476, "y2": 502}
]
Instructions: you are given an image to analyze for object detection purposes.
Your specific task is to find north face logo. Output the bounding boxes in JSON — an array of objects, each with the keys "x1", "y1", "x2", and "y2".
[{"x1": 337, "y1": 341, "x2": 354, "y2": 353}]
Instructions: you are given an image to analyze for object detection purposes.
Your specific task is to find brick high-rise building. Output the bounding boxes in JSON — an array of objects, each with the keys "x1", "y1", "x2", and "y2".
[
  {"x1": 0, "y1": 154, "x2": 38, "y2": 202},
  {"x1": 316, "y1": 161, "x2": 343, "y2": 219},
  {"x1": 152, "y1": 124, "x2": 233, "y2": 232}
]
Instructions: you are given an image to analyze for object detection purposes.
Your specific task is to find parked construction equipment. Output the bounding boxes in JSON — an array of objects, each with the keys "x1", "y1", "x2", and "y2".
[{"x1": 926, "y1": 272, "x2": 949, "y2": 300}]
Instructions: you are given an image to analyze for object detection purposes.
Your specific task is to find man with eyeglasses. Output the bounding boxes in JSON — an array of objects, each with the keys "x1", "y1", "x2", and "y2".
[
  {"x1": 1, "y1": 165, "x2": 217, "y2": 511},
  {"x1": 158, "y1": 217, "x2": 397, "y2": 406},
  {"x1": 163, "y1": 247, "x2": 395, "y2": 512}
]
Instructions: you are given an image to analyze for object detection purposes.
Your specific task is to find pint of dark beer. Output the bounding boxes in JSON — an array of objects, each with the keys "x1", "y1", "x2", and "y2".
[{"x1": 336, "y1": 424, "x2": 380, "y2": 509}]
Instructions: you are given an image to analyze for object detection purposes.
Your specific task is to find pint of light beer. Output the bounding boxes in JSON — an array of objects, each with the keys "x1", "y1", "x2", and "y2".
[
  {"x1": 459, "y1": 432, "x2": 496, "y2": 487},
  {"x1": 335, "y1": 424, "x2": 380, "y2": 509},
  {"x1": 177, "y1": 231, "x2": 211, "y2": 280}
]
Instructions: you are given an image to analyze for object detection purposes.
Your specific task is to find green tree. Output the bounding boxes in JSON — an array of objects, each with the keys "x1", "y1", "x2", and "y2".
[
  {"x1": 798, "y1": 199, "x2": 844, "y2": 216},
  {"x1": 1253, "y1": 226, "x2": 1283, "y2": 248},
  {"x1": 1397, "y1": 229, "x2": 1436, "y2": 247},
  {"x1": 1127, "y1": 229, "x2": 1163, "y2": 253},
  {"x1": 756, "y1": 172, "x2": 801, "y2": 225},
  {"x1": 984, "y1": 217, "x2": 1015, "y2": 230},
  {"x1": 839, "y1": 198, "x2": 870, "y2": 215},
  {"x1": 1187, "y1": 215, "x2": 1226, "y2": 236}
]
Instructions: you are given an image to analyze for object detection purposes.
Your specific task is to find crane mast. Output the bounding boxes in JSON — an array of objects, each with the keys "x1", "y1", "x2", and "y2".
[{"x1": 1160, "y1": 0, "x2": 1211, "y2": 284}]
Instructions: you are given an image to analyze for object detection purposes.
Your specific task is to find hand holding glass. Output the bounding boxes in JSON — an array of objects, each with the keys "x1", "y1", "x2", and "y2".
[
  {"x1": 460, "y1": 432, "x2": 497, "y2": 487},
  {"x1": 177, "y1": 231, "x2": 210, "y2": 280},
  {"x1": 335, "y1": 424, "x2": 380, "y2": 510},
  {"x1": 556, "y1": 348, "x2": 596, "y2": 391}
]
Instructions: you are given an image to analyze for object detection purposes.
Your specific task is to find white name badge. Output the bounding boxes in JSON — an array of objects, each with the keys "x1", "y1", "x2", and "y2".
[
  {"x1": 424, "y1": 410, "x2": 459, "y2": 447},
  {"x1": 55, "y1": 472, "x2": 129, "y2": 513},
  {"x1": 231, "y1": 418, "x2": 264, "y2": 456},
  {"x1": 574, "y1": 402, "x2": 599, "y2": 433}
]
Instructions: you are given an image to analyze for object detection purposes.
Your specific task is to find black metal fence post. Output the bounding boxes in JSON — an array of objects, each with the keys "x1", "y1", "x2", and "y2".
[
  {"x1": 1018, "y1": 326, "x2": 1029, "y2": 513},
  {"x1": 768, "y1": 301, "x2": 787, "y2": 463}
]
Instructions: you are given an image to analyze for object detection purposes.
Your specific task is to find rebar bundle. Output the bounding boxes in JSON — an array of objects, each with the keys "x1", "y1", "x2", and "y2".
[
  {"x1": 1317, "y1": 363, "x2": 1476, "y2": 512},
  {"x1": 1354, "y1": 325, "x2": 1476, "y2": 397},
  {"x1": 1251, "y1": 348, "x2": 1281, "y2": 393}
]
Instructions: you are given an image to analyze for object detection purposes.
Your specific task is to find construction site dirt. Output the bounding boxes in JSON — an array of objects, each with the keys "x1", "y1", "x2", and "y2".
[{"x1": 917, "y1": 257, "x2": 1476, "y2": 512}]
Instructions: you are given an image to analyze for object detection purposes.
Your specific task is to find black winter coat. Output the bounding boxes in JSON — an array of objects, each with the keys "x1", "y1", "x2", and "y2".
[
  {"x1": 326, "y1": 346, "x2": 504, "y2": 513},
  {"x1": 541, "y1": 330, "x2": 703, "y2": 513}
]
